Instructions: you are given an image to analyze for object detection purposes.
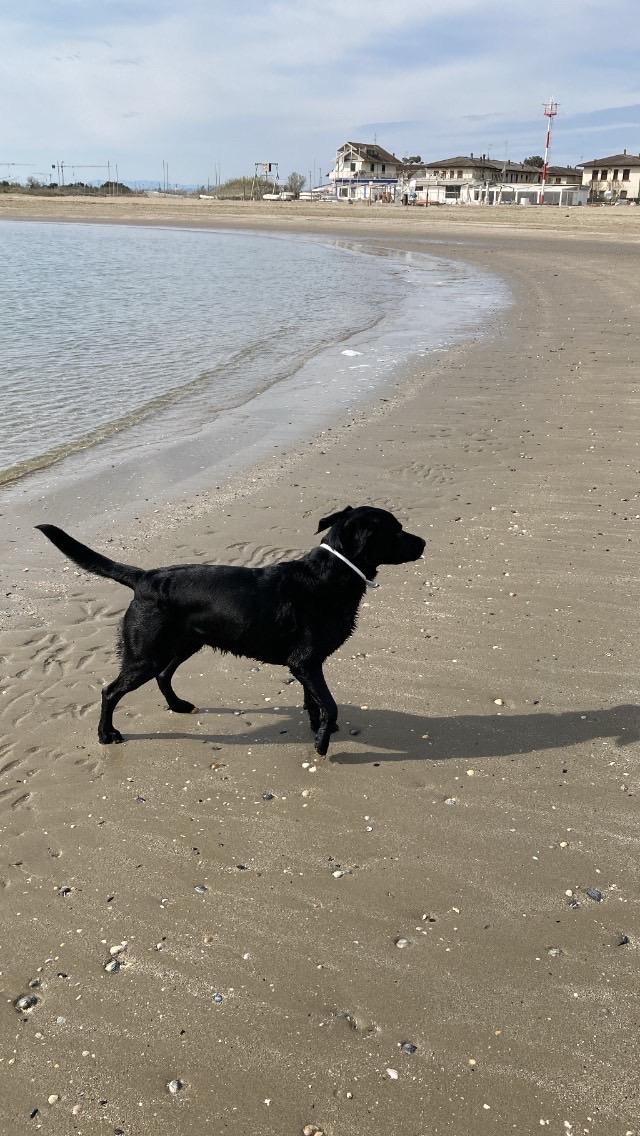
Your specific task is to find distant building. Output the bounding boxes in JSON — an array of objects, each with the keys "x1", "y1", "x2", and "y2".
[
  {"x1": 419, "y1": 154, "x2": 503, "y2": 199},
  {"x1": 545, "y1": 165, "x2": 582, "y2": 186},
  {"x1": 329, "y1": 143, "x2": 593, "y2": 207},
  {"x1": 402, "y1": 153, "x2": 587, "y2": 207},
  {"x1": 329, "y1": 142, "x2": 399, "y2": 201},
  {"x1": 578, "y1": 151, "x2": 640, "y2": 201}
]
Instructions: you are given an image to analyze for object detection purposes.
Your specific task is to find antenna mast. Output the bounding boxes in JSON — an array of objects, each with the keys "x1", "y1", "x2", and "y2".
[{"x1": 540, "y1": 97, "x2": 558, "y2": 205}]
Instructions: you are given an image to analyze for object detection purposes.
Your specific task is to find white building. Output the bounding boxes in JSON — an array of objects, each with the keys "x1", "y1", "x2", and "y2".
[
  {"x1": 578, "y1": 151, "x2": 640, "y2": 202},
  {"x1": 402, "y1": 154, "x2": 587, "y2": 207},
  {"x1": 329, "y1": 141, "x2": 400, "y2": 201}
]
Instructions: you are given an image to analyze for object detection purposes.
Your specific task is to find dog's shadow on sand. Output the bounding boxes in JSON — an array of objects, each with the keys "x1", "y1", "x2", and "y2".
[{"x1": 126, "y1": 703, "x2": 640, "y2": 763}]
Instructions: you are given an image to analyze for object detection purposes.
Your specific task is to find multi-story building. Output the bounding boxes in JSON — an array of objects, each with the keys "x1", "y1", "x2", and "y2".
[
  {"x1": 579, "y1": 152, "x2": 640, "y2": 201},
  {"x1": 329, "y1": 142, "x2": 400, "y2": 201}
]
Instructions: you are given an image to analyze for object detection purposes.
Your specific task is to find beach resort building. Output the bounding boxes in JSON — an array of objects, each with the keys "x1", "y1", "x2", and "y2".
[
  {"x1": 329, "y1": 142, "x2": 400, "y2": 201},
  {"x1": 578, "y1": 152, "x2": 640, "y2": 202},
  {"x1": 328, "y1": 143, "x2": 592, "y2": 207},
  {"x1": 399, "y1": 153, "x2": 588, "y2": 207}
]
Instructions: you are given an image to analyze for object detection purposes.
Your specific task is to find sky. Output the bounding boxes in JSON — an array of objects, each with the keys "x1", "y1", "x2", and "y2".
[{"x1": 2, "y1": 0, "x2": 640, "y2": 188}]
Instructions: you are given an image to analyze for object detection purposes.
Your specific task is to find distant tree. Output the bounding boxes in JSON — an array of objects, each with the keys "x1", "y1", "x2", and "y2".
[
  {"x1": 99, "y1": 180, "x2": 132, "y2": 195},
  {"x1": 285, "y1": 172, "x2": 306, "y2": 198},
  {"x1": 402, "y1": 155, "x2": 422, "y2": 164},
  {"x1": 523, "y1": 155, "x2": 544, "y2": 168},
  {"x1": 27, "y1": 176, "x2": 43, "y2": 189}
]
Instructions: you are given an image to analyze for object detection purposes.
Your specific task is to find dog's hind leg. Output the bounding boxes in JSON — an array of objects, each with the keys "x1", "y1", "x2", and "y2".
[
  {"x1": 291, "y1": 663, "x2": 338, "y2": 757},
  {"x1": 99, "y1": 604, "x2": 176, "y2": 744},
  {"x1": 99, "y1": 659, "x2": 160, "y2": 744},
  {"x1": 157, "y1": 642, "x2": 203, "y2": 713}
]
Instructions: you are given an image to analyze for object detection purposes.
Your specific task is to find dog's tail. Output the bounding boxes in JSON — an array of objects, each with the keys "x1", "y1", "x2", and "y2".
[{"x1": 36, "y1": 524, "x2": 144, "y2": 590}]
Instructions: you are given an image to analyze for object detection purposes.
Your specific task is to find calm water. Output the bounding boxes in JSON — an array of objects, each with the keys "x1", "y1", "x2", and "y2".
[{"x1": 0, "y1": 222, "x2": 509, "y2": 485}]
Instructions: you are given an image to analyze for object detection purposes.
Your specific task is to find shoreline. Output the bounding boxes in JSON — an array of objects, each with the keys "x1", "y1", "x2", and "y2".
[
  {"x1": 2, "y1": 190, "x2": 640, "y2": 240},
  {"x1": 1, "y1": 221, "x2": 509, "y2": 610},
  {"x1": 1, "y1": 199, "x2": 639, "y2": 1133}
]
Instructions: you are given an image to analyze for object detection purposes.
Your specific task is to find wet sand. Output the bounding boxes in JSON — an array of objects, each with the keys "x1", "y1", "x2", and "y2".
[{"x1": 1, "y1": 197, "x2": 639, "y2": 1135}]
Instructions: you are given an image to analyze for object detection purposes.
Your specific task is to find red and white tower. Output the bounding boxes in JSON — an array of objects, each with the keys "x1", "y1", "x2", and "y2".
[{"x1": 539, "y1": 98, "x2": 558, "y2": 205}]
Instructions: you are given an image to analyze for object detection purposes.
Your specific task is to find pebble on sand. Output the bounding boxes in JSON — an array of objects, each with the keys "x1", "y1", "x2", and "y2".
[
  {"x1": 167, "y1": 1079, "x2": 185, "y2": 1094},
  {"x1": 14, "y1": 994, "x2": 39, "y2": 1013}
]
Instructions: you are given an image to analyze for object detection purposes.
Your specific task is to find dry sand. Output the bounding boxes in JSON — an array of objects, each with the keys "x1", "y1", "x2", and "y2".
[{"x1": 1, "y1": 196, "x2": 639, "y2": 1135}]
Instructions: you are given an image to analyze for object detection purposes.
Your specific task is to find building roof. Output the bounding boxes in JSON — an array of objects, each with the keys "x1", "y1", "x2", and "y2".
[
  {"x1": 337, "y1": 141, "x2": 398, "y2": 165},
  {"x1": 423, "y1": 155, "x2": 501, "y2": 171},
  {"x1": 578, "y1": 152, "x2": 640, "y2": 168},
  {"x1": 546, "y1": 165, "x2": 581, "y2": 177}
]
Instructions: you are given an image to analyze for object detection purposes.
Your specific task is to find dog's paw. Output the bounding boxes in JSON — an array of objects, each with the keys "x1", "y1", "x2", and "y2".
[
  {"x1": 314, "y1": 735, "x2": 330, "y2": 758},
  {"x1": 170, "y1": 700, "x2": 198, "y2": 714},
  {"x1": 99, "y1": 729, "x2": 124, "y2": 745}
]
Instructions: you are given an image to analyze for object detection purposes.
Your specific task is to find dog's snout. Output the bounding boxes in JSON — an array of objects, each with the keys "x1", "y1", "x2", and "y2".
[{"x1": 397, "y1": 531, "x2": 426, "y2": 562}]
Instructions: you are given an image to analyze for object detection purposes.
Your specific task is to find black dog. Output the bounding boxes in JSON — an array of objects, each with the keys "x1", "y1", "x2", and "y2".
[{"x1": 36, "y1": 506, "x2": 425, "y2": 755}]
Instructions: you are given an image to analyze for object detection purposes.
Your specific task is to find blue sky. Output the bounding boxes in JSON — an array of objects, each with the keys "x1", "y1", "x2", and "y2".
[{"x1": 2, "y1": 0, "x2": 640, "y2": 187}]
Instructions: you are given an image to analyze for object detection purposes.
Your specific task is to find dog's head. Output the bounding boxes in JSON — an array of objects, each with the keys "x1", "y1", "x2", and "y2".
[{"x1": 316, "y1": 506, "x2": 425, "y2": 577}]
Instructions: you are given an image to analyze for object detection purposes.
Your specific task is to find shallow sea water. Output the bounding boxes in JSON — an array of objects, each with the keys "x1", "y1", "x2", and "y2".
[{"x1": 0, "y1": 221, "x2": 509, "y2": 487}]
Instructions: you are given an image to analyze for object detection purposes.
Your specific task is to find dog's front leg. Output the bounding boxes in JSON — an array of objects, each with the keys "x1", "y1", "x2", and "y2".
[
  {"x1": 291, "y1": 664, "x2": 338, "y2": 756},
  {"x1": 302, "y1": 684, "x2": 321, "y2": 733}
]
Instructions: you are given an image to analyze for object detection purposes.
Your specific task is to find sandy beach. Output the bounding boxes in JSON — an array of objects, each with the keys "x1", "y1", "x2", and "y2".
[{"x1": 1, "y1": 196, "x2": 639, "y2": 1135}]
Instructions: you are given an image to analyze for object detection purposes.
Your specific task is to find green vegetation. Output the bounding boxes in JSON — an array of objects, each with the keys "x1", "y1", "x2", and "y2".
[
  {"x1": 285, "y1": 172, "x2": 306, "y2": 197},
  {"x1": 206, "y1": 176, "x2": 275, "y2": 199},
  {"x1": 0, "y1": 179, "x2": 137, "y2": 196}
]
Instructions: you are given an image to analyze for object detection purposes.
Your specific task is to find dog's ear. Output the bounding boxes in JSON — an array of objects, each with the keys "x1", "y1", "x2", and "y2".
[{"x1": 316, "y1": 506, "x2": 353, "y2": 534}]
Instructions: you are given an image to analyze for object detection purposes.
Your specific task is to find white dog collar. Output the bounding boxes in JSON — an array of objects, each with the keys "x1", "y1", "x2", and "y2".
[{"x1": 320, "y1": 543, "x2": 379, "y2": 588}]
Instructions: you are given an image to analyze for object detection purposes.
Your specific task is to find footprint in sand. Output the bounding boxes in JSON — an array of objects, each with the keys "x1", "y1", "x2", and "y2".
[{"x1": 11, "y1": 792, "x2": 32, "y2": 810}]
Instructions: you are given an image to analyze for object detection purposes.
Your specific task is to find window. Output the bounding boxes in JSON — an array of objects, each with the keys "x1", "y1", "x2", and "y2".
[
  {"x1": 370, "y1": 163, "x2": 375, "y2": 172},
  {"x1": 613, "y1": 169, "x2": 619, "y2": 180},
  {"x1": 350, "y1": 162, "x2": 356, "y2": 172},
  {"x1": 600, "y1": 169, "x2": 608, "y2": 180},
  {"x1": 623, "y1": 168, "x2": 630, "y2": 181},
  {"x1": 591, "y1": 169, "x2": 598, "y2": 180},
  {"x1": 457, "y1": 169, "x2": 463, "y2": 178},
  {"x1": 381, "y1": 164, "x2": 385, "y2": 173}
]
